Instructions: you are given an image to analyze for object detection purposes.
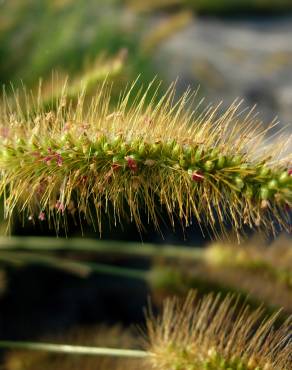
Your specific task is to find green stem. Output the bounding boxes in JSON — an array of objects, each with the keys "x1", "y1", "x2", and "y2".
[
  {"x1": 0, "y1": 237, "x2": 204, "y2": 260},
  {"x1": 86, "y1": 261, "x2": 147, "y2": 280},
  {"x1": 0, "y1": 250, "x2": 147, "y2": 280},
  {"x1": 0, "y1": 340, "x2": 147, "y2": 358}
]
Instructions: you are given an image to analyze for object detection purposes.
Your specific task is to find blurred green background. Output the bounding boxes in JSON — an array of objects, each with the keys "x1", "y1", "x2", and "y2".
[{"x1": 0, "y1": 1, "x2": 291, "y2": 369}]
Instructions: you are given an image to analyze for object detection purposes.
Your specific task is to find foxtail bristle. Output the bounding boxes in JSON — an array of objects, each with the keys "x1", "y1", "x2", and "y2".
[
  {"x1": 145, "y1": 291, "x2": 292, "y2": 370},
  {"x1": 0, "y1": 80, "x2": 291, "y2": 236}
]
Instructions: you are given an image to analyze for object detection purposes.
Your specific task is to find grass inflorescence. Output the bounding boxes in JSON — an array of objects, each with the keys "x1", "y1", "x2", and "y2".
[
  {"x1": 145, "y1": 291, "x2": 292, "y2": 370},
  {"x1": 205, "y1": 237, "x2": 292, "y2": 289},
  {"x1": 0, "y1": 80, "x2": 291, "y2": 236},
  {"x1": 2, "y1": 290, "x2": 291, "y2": 369}
]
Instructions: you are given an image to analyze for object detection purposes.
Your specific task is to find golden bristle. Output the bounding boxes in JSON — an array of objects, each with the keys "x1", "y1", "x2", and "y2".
[
  {"x1": 0, "y1": 80, "x2": 291, "y2": 237},
  {"x1": 145, "y1": 291, "x2": 292, "y2": 369}
]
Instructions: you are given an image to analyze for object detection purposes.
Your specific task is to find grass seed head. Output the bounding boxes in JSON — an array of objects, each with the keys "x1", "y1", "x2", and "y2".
[
  {"x1": 145, "y1": 291, "x2": 292, "y2": 370},
  {"x1": 0, "y1": 80, "x2": 291, "y2": 237}
]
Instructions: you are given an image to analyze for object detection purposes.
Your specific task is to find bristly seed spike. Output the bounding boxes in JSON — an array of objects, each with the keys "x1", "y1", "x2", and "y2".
[
  {"x1": 145, "y1": 290, "x2": 292, "y2": 370},
  {"x1": 0, "y1": 79, "x2": 291, "y2": 238}
]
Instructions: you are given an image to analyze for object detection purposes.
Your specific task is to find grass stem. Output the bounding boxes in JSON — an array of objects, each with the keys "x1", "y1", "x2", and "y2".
[
  {"x1": 0, "y1": 341, "x2": 147, "y2": 358},
  {"x1": 0, "y1": 237, "x2": 204, "y2": 260}
]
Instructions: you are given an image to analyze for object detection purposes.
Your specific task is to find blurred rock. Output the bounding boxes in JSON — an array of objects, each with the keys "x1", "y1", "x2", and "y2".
[{"x1": 153, "y1": 16, "x2": 292, "y2": 132}]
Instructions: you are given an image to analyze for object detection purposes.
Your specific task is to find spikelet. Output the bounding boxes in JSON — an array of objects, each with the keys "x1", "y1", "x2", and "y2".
[
  {"x1": 0, "y1": 80, "x2": 291, "y2": 236},
  {"x1": 145, "y1": 291, "x2": 292, "y2": 370}
]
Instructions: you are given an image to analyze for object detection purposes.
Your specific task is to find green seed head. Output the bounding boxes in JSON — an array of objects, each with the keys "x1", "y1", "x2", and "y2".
[
  {"x1": 179, "y1": 158, "x2": 188, "y2": 168},
  {"x1": 150, "y1": 143, "x2": 161, "y2": 156},
  {"x1": 204, "y1": 160, "x2": 215, "y2": 172},
  {"x1": 183, "y1": 146, "x2": 193, "y2": 158},
  {"x1": 147, "y1": 291, "x2": 290, "y2": 370},
  {"x1": 216, "y1": 155, "x2": 226, "y2": 169},
  {"x1": 128, "y1": 153, "x2": 140, "y2": 161},
  {"x1": 129, "y1": 138, "x2": 137, "y2": 150},
  {"x1": 112, "y1": 135, "x2": 122, "y2": 147},
  {"x1": 166, "y1": 139, "x2": 175, "y2": 149},
  {"x1": 231, "y1": 155, "x2": 242, "y2": 166},
  {"x1": 240, "y1": 163, "x2": 249, "y2": 170},
  {"x1": 1, "y1": 80, "x2": 291, "y2": 237},
  {"x1": 102, "y1": 142, "x2": 109, "y2": 152},
  {"x1": 29, "y1": 134, "x2": 40, "y2": 148},
  {"x1": 119, "y1": 142, "x2": 127, "y2": 156},
  {"x1": 194, "y1": 147, "x2": 203, "y2": 163},
  {"x1": 172, "y1": 144, "x2": 181, "y2": 158},
  {"x1": 244, "y1": 185, "x2": 253, "y2": 198},
  {"x1": 259, "y1": 166, "x2": 270, "y2": 177},
  {"x1": 210, "y1": 147, "x2": 219, "y2": 159},
  {"x1": 16, "y1": 138, "x2": 26, "y2": 147},
  {"x1": 267, "y1": 179, "x2": 278, "y2": 190},
  {"x1": 138, "y1": 142, "x2": 146, "y2": 156},
  {"x1": 278, "y1": 171, "x2": 290, "y2": 184},
  {"x1": 112, "y1": 155, "x2": 124, "y2": 164},
  {"x1": 260, "y1": 186, "x2": 270, "y2": 200},
  {"x1": 2, "y1": 148, "x2": 10, "y2": 158},
  {"x1": 235, "y1": 177, "x2": 244, "y2": 189},
  {"x1": 82, "y1": 144, "x2": 89, "y2": 154}
]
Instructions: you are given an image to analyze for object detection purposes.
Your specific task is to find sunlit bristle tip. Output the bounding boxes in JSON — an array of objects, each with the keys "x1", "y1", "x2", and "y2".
[
  {"x1": 145, "y1": 291, "x2": 292, "y2": 370},
  {"x1": 0, "y1": 80, "x2": 291, "y2": 236}
]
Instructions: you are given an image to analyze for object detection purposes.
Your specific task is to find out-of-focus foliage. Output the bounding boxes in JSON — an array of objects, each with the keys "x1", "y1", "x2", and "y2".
[
  {"x1": 150, "y1": 236, "x2": 292, "y2": 315},
  {"x1": 39, "y1": 49, "x2": 128, "y2": 109},
  {"x1": 0, "y1": 235, "x2": 291, "y2": 367},
  {"x1": 0, "y1": 0, "x2": 151, "y2": 88},
  {"x1": 205, "y1": 235, "x2": 292, "y2": 288},
  {"x1": 4, "y1": 0, "x2": 290, "y2": 93},
  {"x1": 141, "y1": 10, "x2": 192, "y2": 54},
  {"x1": 126, "y1": 0, "x2": 292, "y2": 15},
  {"x1": 0, "y1": 0, "x2": 196, "y2": 112}
]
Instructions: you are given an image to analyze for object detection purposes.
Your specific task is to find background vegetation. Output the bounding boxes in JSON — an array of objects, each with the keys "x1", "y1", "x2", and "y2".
[{"x1": 0, "y1": 1, "x2": 291, "y2": 369}]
